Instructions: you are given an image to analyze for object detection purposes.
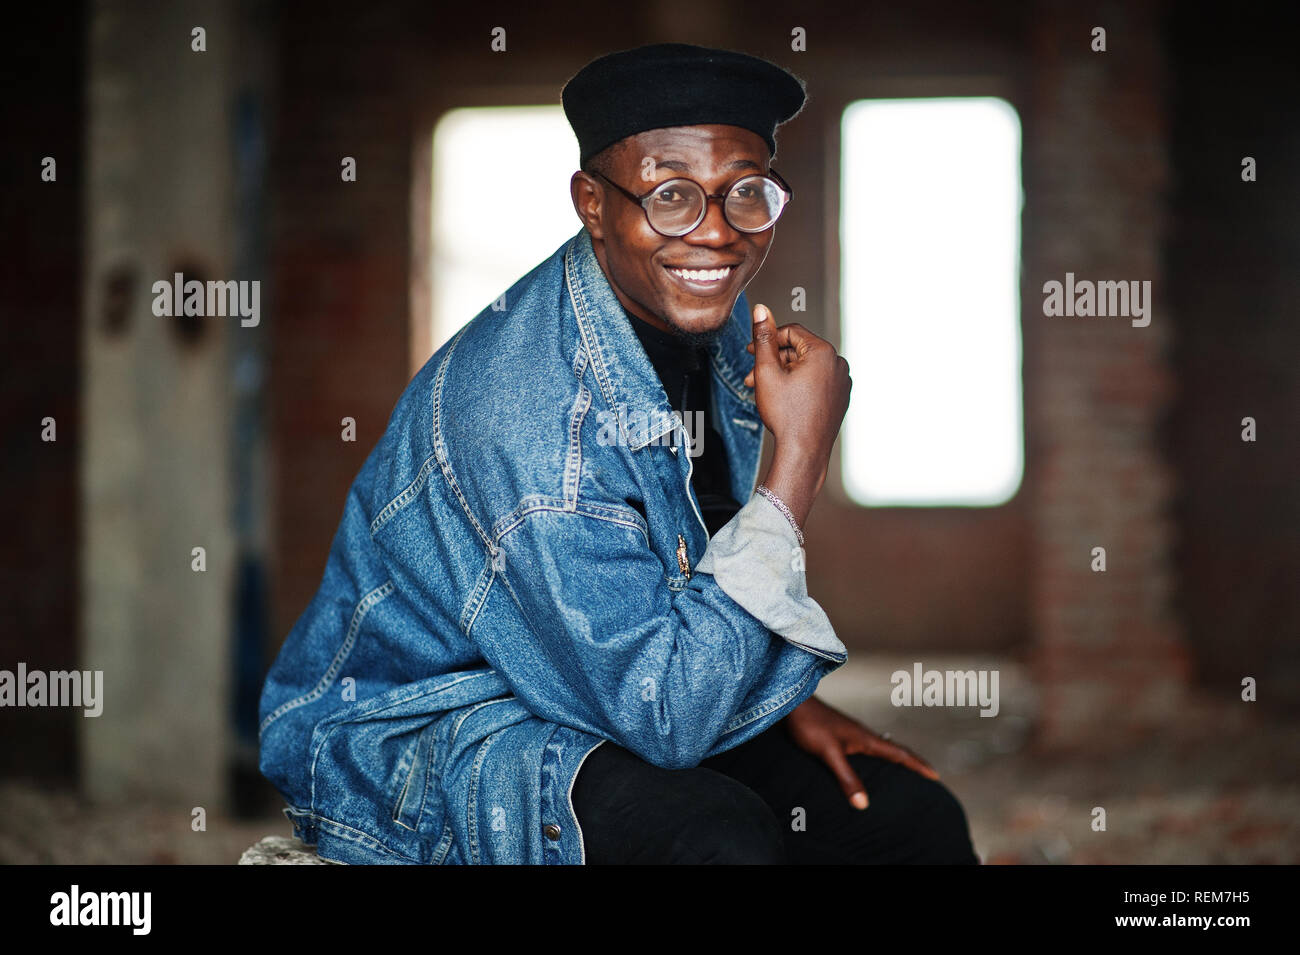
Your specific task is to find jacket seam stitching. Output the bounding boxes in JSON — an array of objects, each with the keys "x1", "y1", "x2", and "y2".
[
  {"x1": 258, "y1": 580, "x2": 394, "y2": 736},
  {"x1": 310, "y1": 813, "x2": 418, "y2": 863},
  {"x1": 392, "y1": 723, "x2": 434, "y2": 832},
  {"x1": 430, "y1": 322, "x2": 494, "y2": 550},
  {"x1": 459, "y1": 555, "x2": 495, "y2": 635},
  {"x1": 431, "y1": 821, "x2": 455, "y2": 865},
  {"x1": 315, "y1": 670, "x2": 500, "y2": 732},
  {"x1": 494, "y1": 499, "x2": 649, "y2": 546},
  {"x1": 493, "y1": 495, "x2": 648, "y2": 535},
  {"x1": 392, "y1": 745, "x2": 418, "y2": 830},
  {"x1": 463, "y1": 572, "x2": 492, "y2": 637},
  {"x1": 306, "y1": 670, "x2": 500, "y2": 814},
  {"x1": 708, "y1": 348, "x2": 758, "y2": 406},
  {"x1": 448, "y1": 697, "x2": 512, "y2": 752},
  {"x1": 563, "y1": 384, "x2": 592, "y2": 508},
  {"x1": 329, "y1": 670, "x2": 495, "y2": 726},
  {"x1": 565, "y1": 237, "x2": 616, "y2": 411},
  {"x1": 369, "y1": 452, "x2": 439, "y2": 537},
  {"x1": 720, "y1": 661, "x2": 820, "y2": 736},
  {"x1": 466, "y1": 730, "x2": 500, "y2": 864}
]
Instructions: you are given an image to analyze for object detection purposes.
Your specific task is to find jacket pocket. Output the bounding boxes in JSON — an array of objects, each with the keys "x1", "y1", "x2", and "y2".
[
  {"x1": 392, "y1": 717, "x2": 442, "y2": 835},
  {"x1": 307, "y1": 668, "x2": 511, "y2": 860}
]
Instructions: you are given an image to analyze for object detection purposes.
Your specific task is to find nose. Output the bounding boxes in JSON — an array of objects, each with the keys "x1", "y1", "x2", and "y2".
[{"x1": 682, "y1": 195, "x2": 739, "y2": 246}]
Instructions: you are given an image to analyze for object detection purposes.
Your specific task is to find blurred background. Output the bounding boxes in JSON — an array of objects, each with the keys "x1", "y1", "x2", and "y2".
[{"x1": 2, "y1": 0, "x2": 1297, "y2": 864}]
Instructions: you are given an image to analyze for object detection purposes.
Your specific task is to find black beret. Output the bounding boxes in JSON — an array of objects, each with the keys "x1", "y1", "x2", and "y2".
[{"x1": 562, "y1": 43, "x2": 807, "y2": 167}]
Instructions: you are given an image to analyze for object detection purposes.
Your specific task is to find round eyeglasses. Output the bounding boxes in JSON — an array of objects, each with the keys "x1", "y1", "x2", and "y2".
[{"x1": 592, "y1": 168, "x2": 793, "y2": 237}]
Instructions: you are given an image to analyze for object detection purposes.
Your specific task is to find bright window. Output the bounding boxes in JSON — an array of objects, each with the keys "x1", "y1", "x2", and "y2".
[
  {"x1": 840, "y1": 97, "x2": 1024, "y2": 506},
  {"x1": 431, "y1": 106, "x2": 581, "y2": 353}
]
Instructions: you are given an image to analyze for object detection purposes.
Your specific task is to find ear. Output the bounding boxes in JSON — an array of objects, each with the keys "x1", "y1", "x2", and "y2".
[{"x1": 570, "y1": 171, "x2": 607, "y2": 240}]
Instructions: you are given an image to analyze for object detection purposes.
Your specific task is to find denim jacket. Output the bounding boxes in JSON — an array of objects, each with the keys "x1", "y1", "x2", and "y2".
[{"x1": 257, "y1": 226, "x2": 847, "y2": 864}]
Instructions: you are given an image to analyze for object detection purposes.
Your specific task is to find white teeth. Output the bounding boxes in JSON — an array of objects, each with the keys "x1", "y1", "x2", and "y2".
[{"x1": 669, "y1": 266, "x2": 732, "y2": 282}]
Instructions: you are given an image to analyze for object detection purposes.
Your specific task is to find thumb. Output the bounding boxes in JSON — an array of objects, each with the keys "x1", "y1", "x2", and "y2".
[{"x1": 751, "y1": 303, "x2": 780, "y2": 372}]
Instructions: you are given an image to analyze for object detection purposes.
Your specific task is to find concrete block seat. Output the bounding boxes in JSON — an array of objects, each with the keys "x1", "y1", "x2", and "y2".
[{"x1": 238, "y1": 835, "x2": 338, "y2": 865}]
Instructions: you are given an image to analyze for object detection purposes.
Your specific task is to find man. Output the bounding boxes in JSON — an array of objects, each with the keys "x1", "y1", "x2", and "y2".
[{"x1": 258, "y1": 42, "x2": 978, "y2": 865}]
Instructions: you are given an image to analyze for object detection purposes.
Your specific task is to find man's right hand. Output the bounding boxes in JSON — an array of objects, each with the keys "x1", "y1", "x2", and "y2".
[{"x1": 744, "y1": 303, "x2": 852, "y2": 529}]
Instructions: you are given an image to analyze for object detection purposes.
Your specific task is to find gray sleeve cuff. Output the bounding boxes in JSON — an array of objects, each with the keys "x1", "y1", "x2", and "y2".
[{"x1": 694, "y1": 492, "x2": 848, "y2": 663}]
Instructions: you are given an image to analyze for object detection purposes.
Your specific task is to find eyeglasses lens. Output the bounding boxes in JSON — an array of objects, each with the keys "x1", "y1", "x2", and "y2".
[{"x1": 646, "y1": 176, "x2": 786, "y2": 236}]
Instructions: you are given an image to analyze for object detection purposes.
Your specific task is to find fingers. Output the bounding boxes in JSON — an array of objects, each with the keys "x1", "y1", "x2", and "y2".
[
  {"x1": 745, "y1": 340, "x2": 795, "y2": 388},
  {"x1": 861, "y1": 737, "x2": 941, "y2": 782},
  {"x1": 745, "y1": 331, "x2": 812, "y2": 354},
  {"x1": 745, "y1": 342, "x2": 796, "y2": 363},
  {"x1": 821, "y1": 745, "x2": 870, "y2": 810},
  {"x1": 750, "y1": 303, "x2": 781, "y2": 373},
  {"x1": 744, "y1": 358, "x2": 793, "y2": 386},
  {"x1": 745, "y1": 319, "x2": 822, "y2": 371},
  {"x1": 769, "y1": 321, "x2": 820, "y2": 357}
]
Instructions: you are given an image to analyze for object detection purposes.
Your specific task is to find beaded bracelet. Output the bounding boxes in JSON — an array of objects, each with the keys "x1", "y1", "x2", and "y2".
[{"x1": 755, "y1": 483, "x2": 805, "y2": 547}]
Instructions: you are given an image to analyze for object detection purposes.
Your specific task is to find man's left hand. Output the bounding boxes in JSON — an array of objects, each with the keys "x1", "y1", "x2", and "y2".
[{"x1": 784, "y1": 695, "x2": 939, "y2": 810}]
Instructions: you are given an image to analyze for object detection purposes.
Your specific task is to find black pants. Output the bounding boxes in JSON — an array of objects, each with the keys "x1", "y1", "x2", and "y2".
[{"x1": 572, "y1": 718, "x2": 980, "y2": 864}]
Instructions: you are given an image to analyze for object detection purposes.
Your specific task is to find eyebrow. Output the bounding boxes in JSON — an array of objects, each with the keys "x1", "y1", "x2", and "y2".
[{"x1": 656, "y1": 158, "x2": 764, "y2": 173}]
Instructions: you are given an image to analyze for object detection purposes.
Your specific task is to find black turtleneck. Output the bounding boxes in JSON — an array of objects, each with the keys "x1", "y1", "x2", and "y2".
[{"x1": 622, "y1": 308, "x2": 742, "y2": 538}]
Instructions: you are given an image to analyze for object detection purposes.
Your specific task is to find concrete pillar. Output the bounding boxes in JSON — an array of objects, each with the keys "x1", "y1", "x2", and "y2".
[{"x1": 81, "y1": 0, "x2": 240, "y2": 807}]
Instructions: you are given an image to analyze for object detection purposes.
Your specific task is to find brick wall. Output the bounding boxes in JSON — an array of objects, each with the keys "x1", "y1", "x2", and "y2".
[
  {"x1": 267, "y1": 2, "x2": 417, "y2": 644},
  {"x1": 1163, "y1": 7, "x2": 1300, "y2": 706},
  {"x1": 1022, "y1": 0, "x2": 1192, "y2": 748}
]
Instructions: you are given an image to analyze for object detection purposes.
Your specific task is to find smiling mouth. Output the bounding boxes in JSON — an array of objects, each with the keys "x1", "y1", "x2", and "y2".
[
  {"x1": 665, "y1": 265, "x2": 738, "y2": 298},
  {"x1": 665, "y1": 263, "x2": 738, "y2": 281}
]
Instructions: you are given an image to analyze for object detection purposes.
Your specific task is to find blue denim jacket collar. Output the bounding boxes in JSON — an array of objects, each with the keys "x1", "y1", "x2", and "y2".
[{"x1": 564, "y1": 227, "x2": 757, "y2": 452}]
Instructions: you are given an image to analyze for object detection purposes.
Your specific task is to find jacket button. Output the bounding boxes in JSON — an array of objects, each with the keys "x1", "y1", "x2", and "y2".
[{"x1": 543, "y1": 823, "x2": 562, "y2": 841}]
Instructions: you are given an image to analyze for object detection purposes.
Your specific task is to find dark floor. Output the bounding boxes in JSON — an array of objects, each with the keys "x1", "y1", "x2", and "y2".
[{"x1": 2, "y1": 656, "x2": 1297, "y2": 864}]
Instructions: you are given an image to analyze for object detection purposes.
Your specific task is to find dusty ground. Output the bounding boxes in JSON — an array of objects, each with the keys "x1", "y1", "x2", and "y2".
[
  {"x1": 2, "y1": 656, "x2": 1297, "y2": 864},
  {"x1": 816, "y1": 657, "x2": 1300, "y2": 865}
]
